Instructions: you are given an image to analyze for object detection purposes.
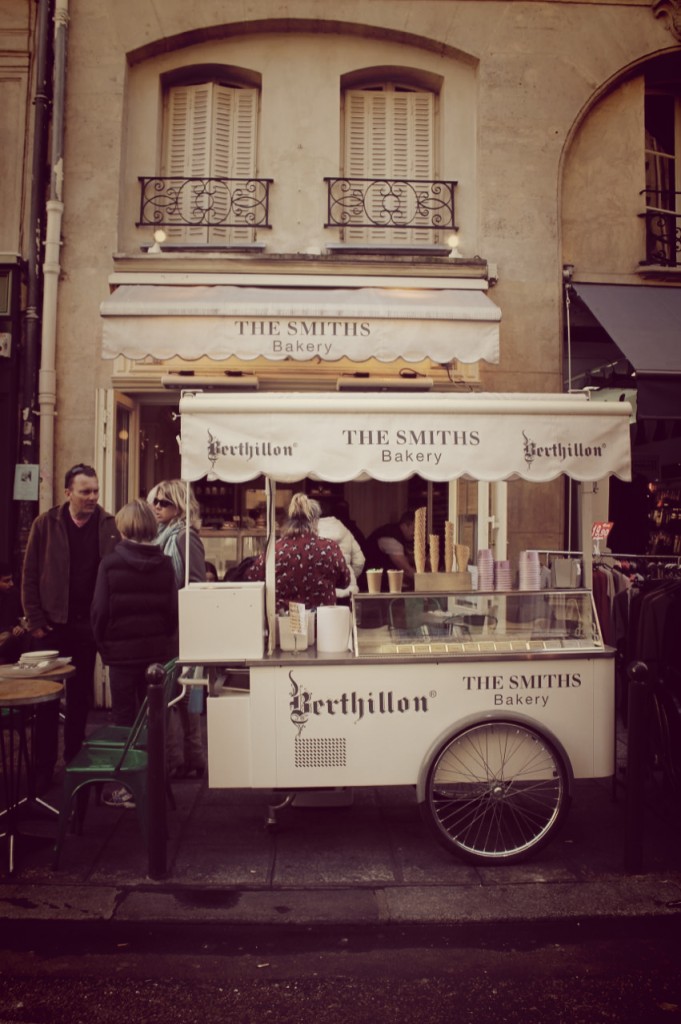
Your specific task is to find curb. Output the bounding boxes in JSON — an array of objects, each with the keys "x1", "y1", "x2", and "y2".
[{"x1": 2, "y1": 874, "x2": 681, "y2": 928}]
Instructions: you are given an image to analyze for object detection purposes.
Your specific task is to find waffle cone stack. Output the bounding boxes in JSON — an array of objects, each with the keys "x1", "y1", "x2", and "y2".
[
  {"x1": 429, "y1": 533, "x2": 440, "y2": 573},
  {"x1": 414, "y1": 507, "x2": 427, "y2": 574},
  {"x1": 455, "y1": 543, "x2": 470, "y2": 572},
  {"x1": 444, "y1": 521, "x2": 455, "y2": 572}
]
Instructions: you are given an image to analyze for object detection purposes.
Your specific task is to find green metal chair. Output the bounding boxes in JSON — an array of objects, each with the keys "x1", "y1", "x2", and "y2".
[
  {"x1": 52, "y1": 659, "x2": 183, "y2": 869},
  {"x1": 85, "y1": 658, "x2": 180, "y2": 749},
  {"x1": 83, "y1": 658, "x2": 182, "y2": 811},
  {"x1": 52, "y1": 705, "x2": 149, "y2": 869}
]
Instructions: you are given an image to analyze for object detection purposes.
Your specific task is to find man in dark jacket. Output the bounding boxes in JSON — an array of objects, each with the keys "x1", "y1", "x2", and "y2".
[{"x1": 22, "y1": 464, "x2": 120, "y2": 789}]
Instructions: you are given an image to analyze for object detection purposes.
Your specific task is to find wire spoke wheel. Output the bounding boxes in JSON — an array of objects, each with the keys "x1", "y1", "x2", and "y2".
[{"x1": 422, "y1": 721, "x2": 569, "y2": 864}]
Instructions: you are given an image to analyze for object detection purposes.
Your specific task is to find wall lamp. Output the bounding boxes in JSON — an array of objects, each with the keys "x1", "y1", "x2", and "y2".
[
  {"x1": 147, "y1": 229, "x2": 167, "y2": 254},
  {"x1": 161, "y1": 371, "x2": 259, "y2": 391},
  {"x1": 337, "y1": 373, "x2": 434, "y2": 392}
]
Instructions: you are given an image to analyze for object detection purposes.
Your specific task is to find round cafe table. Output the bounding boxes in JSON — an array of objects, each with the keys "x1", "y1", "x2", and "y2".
[{"x1": 0, "y1": 675, "x2": 66, "y2": 873}]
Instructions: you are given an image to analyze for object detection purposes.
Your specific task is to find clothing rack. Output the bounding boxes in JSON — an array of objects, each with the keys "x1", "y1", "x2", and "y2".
[
  {"x1": 594, "y1": 553, "x2": 681, "y2": 571},
  {"x1": 597, "y1": 553, "x2": 681, "y2": 563},
  {"x1": 535, "y1": 550, "x2": 583, "y2": 559}
]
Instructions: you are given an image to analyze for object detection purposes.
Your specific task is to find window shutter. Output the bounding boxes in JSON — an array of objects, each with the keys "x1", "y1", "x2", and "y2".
[
  {"x1": 342, "y1": 88, "x2": 435, "y2": 244},
  {"x1": 211, "y1": 86, "x2": 258, "y2": 243},
  {"x1": 163, "y1": 83, "x2": 258, "y2": 245},
  {"x1": 407, "y1": 92, "x2": 434, "y2": 241}
]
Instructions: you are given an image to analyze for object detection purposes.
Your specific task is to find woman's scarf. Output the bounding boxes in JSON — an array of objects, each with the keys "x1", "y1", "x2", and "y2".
[{"x1": 154, "y1": 518, "x2": 185, "y2": 586}]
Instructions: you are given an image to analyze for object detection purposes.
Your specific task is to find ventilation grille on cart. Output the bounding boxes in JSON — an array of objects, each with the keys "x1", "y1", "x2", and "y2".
[{"x1": 294, "y1": 737, "x2": 347, "y2": 768}]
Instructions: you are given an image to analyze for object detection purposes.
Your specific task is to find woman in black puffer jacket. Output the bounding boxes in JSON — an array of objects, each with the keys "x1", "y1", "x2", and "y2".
[{"x1": 91, "y1": 499, "x2": 178, "y2": 727}]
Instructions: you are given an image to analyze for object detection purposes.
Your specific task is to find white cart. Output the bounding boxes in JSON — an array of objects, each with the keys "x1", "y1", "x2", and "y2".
[{"x1": 177, "y1": 391, "x2": 632, "y2": 864}]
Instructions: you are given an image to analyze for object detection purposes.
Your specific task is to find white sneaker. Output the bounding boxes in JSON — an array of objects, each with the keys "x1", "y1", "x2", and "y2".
[{"x1": 103, "y1": 786, "x2": 136, "y2": 809}]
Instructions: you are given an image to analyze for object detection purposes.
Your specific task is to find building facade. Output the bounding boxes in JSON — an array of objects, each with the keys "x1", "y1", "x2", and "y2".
[
  {"x1": 0, "y1": 0, "x2": 36, "y2": 563},
  {"x1": 5, "y1": 0, "x2": 681, "y2": 569}
]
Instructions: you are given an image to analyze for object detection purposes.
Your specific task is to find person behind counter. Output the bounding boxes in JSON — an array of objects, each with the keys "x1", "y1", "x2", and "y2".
[
  {"x1": 361, "y1": 509, "x2": 416, "y2": 591},
  {"x1": 205, "y1": 561, "x2": 219, "y2": 582},
  {"x1": 244, "y1": 493, "x2": 350, "y2": 613},
  {"x1": 317, "y1": 497, "x2": 365, "y2": 603},
  {"x1": 150, "y1": 479, "x2": 206, "y2": 780}
]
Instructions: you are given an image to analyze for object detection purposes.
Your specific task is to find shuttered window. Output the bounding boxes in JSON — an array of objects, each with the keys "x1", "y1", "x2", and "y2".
[
  {"x1": 343, "y1": 86, "x2": 436, "y2": 244},
  {"x1": 644, "y1": 92, "x2": 681, "y2": 266},
  {"x1": 163, "y1": 83, "x2": 258, "y2": 245}
]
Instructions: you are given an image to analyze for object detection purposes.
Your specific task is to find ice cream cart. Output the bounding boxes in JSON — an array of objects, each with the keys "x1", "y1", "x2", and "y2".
[{"x1": 177, "y1": 390, "x2": 632, "y2": 864}]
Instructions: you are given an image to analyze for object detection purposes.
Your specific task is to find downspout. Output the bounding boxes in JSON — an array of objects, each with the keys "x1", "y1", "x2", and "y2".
[
  {"x1": 38, "y1": 0, "x2": 68, "y2": 511},
  {"x1": 17, "y1": 0, "x2": 52, "y2": 541}
]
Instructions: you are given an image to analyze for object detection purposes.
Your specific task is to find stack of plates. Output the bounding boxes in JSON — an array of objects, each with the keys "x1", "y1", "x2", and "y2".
[
  {"x1": 518, "y1": 550, "x2": 541, "y2": 590},
  {"x1": 495, "y1": 560, "x2": 512, "y2": 591},
  {"x1": 477, "y1": 549, "x2": 494, "y2": 590},
  {"x1": 13, "y1": 650, "x2": 68, "y2": 674}
]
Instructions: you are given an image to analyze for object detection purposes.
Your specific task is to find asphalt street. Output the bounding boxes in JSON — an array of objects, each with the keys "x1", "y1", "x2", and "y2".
[{"x1": 1, "y1": 917, "x2": 681, "y2": 1024}]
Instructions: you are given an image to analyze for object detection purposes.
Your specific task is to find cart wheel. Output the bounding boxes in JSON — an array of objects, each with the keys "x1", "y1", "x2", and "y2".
[{"x1": 421, "y1": 720, "x2": 569, "y2": 864}]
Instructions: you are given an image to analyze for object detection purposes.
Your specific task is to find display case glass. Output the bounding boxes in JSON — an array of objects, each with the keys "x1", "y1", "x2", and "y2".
[{"x1": 351, "y1": 589, "x2": 604, "y2": 657}]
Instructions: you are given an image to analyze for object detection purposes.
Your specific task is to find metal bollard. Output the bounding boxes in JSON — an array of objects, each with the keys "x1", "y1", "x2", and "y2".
[
  {"x1": 624, "y1": 660, "x2": 651, "y2": 874},
  {"x1": 146, "y1": 662, "x2": 167, "y2": 880}
]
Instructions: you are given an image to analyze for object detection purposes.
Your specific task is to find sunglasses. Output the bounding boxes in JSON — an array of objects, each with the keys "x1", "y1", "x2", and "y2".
[{"x1": 152, "y1": 497, "x2": 175, "y2": 509}]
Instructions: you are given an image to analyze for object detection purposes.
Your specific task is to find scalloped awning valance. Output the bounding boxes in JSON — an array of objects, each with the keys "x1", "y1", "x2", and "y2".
[
  {"x1": 178, "y1": 391, "x2": 632, "y2": 485},
  {"x1": 100, "y1": 284, "x2": 501, "y2": 365}
]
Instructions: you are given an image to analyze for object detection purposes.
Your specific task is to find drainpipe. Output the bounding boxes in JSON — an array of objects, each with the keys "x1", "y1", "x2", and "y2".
[
  {"x1": 17, "y1": 0, "x2": 52, "y2": 542},
  {"x1": 38, "y1": 0, "x2": 68, "y2": 511}
]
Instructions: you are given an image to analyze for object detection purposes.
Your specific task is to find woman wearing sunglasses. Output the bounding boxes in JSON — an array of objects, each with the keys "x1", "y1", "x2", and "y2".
[{"x1": 150, "y1": 480, "x2": 207, "y2": 778}]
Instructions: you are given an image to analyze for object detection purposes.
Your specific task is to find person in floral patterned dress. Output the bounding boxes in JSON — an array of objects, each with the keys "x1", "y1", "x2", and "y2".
[{"x1": 245, "y1": 493, "x2": 350, "y2": 613}]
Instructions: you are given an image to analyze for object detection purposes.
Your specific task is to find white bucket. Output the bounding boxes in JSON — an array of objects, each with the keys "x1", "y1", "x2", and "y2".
[{"x1": 316, "y1": 606, "x2": 352, "y2": 653}]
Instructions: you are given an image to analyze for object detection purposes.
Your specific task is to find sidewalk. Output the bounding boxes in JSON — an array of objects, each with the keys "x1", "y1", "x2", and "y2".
[{"x1": 1, "y1": 716, "x2": 680, "y2": 931}]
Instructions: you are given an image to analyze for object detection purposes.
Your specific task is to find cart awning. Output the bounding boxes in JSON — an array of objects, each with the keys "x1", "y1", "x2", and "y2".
[
  {"x1": 572, "y1": 283, "x2": 681, "y2": 419},
  {"x1": 100, "y1": 284, "x2": 500, "y2": 364},
  {"x1": 178, "y1": 391, "x2": 632, "y2": 484}
]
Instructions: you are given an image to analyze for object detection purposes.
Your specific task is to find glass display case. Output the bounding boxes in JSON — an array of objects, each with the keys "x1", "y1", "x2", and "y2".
[{"x1": 351, "y1": 589, "x2": 604, "y2": 658}]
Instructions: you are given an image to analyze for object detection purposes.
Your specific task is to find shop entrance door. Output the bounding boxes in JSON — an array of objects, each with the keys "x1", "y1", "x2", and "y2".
[{"x1": 96, "y1": 389, "x2": 139, "y2": 513}]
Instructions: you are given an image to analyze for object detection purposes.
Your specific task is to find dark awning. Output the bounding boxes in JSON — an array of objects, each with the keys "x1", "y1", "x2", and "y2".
[{"x1": 572, "y1": 284, "x2": 681, "y2": 419}]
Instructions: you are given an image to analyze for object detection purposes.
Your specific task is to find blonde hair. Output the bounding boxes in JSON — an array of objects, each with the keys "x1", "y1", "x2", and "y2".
[
  {"x1": 153, "y1": 480, "x2": 201, "y2": 529},
  {"x1": 281, "y1": 492, "x2": 321, "y2": 538},
  {"x1": 115, "y1": 499, "x2": 159, "y2": 542}
]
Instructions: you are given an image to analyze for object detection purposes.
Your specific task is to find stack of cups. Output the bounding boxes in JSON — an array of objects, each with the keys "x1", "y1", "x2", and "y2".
[
  {"x1": 518, "y1": 550, "x2": 541, "y2": 590},
  {"x1": 387, "y1": 569, "x2": 404, "y2": 593},
  {"x1": 477, "y1": 549, "x2": 494, "y2": 590},
  {"x1": 366, "y1": 569, "x2": 384, "y2": 593},
  {"x1": 494, "y1": 560, "x2": 512, "y2": 591}
]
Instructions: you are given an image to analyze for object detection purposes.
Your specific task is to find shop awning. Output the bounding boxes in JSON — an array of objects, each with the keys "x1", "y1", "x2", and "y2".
[
  {"x1": 100, "y1": 284, "x2": 500, "y2": 364},
  {"x1": 178, "y1": 391, "x2": 632, "y2": 484},
  {"x1": 572, "y1": 283, "x2": 681, "y2": 419}
]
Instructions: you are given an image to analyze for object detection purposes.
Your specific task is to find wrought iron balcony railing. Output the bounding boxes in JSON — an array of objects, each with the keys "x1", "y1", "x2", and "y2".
[
  {"x1": 324, "y1": 177, "x2": 457, "y2": 231},
  {"x1": 640, "y1": 190, "x2": 681, "y2": 267},
  {"x1": 138, "y1": 177, "x2": 273, "y2": 230}
]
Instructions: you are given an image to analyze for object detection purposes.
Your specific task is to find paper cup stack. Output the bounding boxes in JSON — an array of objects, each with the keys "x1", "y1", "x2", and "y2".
[
  {"x1": 494, "y1": 560, "x2": 512, "y2": 591},
  {"x1": 476, "y1": 549, "x2": 494, "y2": 590},
  {"x1": 518, "y1": 550, "x2": 541, "y2": 590}
]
